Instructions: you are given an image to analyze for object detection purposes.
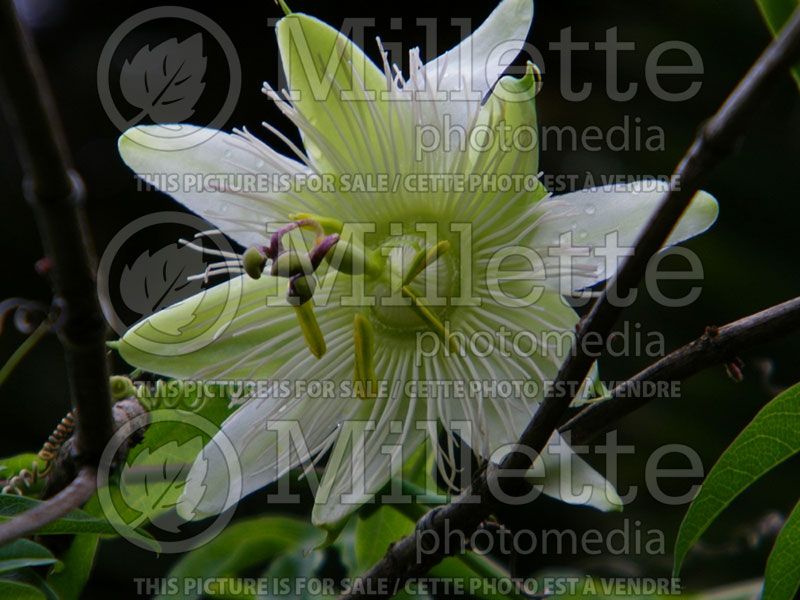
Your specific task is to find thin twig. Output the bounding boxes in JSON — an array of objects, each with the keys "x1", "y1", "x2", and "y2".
[
  {"x1": 340, "y1": 7, "x2": 800, "y2": 597},
  {"x1": 564, "y1": 295, "x2": 800, "y2": 443},
  {"x1": 0, "y1": 467, "x2": 96, "y2": 547},
  {"x1": 0, "y1": 0, "x2": 113, "y2": 463}
]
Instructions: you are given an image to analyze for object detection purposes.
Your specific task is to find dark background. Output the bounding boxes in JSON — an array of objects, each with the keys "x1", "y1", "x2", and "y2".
[{"x1": 0, "y1": 0, "x2": 798, "y2": 597}]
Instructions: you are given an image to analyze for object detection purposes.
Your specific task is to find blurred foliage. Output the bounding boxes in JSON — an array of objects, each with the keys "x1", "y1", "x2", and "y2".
[
  {"x1": 754, "y1": 0, "x2": 800, "y2": 86},
  {"x1": 675, "y1": 382, "x2": 800, "y2": 599}
]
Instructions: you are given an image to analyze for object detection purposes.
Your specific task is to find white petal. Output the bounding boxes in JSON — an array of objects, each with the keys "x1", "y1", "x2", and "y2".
[
  {"x1": 429, "y1": 290, "x2": 619, "y2": 511},
  {"x1": 178, "y1": 312, "x2": 361, "y2": 518},
  {"x1": 534, "y1": 432, "x2": 623, "y2": 512},
  {"x1": 311, "y1": 352, "x2": 427, "y2": 527},
  {"x1": 432, "y1": 290, "x2": 577, "y2": 458},
  {"x1": 420, "y1": 0, "x2": 534, "y2": 127},
  {"x1": 275, "y1": 14, "x2": 415, "y2": 177},
  {"x1": 118, "y1": 124, "x2": 322, "y2": 248},
  {"x1": 529, "y1": 181, "x2": 719, "y2": 291}
]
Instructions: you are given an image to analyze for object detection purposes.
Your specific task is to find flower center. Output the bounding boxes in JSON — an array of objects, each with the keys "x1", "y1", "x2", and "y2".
[
  {"x1": 368, "y1": 233, "x2": 456, "y2": 334},
  {"x1": 238, "y1": 217, "x2": 463, "y2": 359}
]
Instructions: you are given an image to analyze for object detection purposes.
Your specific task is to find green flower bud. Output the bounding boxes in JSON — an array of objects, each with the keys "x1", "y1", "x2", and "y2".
[{"x1": 109, "y1": 375, "x2": 137, "y2": 401}]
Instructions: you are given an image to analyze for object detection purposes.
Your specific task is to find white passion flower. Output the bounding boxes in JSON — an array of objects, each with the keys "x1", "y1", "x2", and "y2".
[{"x1": 116, "y1": 0, "x2": 718, "y2": 528}]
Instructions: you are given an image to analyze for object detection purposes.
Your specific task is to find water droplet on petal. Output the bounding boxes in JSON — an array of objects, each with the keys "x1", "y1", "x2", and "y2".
[
  {"x1": 585, "y1": 204, "x2": 596, "y2": 215},
  {"x1": 219, "y1": 203, "x2": 229, "y2": 214},
  {"x1": 255, "y1": 158, "x2": 265, "y2": 169},
  {"x1": 223, "y1": 149, "x2": 233, "y2": 159}
]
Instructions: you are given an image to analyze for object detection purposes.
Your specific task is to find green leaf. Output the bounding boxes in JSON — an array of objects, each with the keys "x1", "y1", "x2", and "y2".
[
  {"x1": 0, "y1": 539, "x2": 57, "y2": 574},
  {"x1": 0, "y1": 454, "x2": 43, "y2": 477},
  {"x1": 674, "y1": 382, "x2": 800, "y2": 574},
  {"x1": 754, "y1": 0, "x2": 800, "y2": 88},
  {"x1": 0, "y1": 580, "x2": 46, "y2": 600},
  {"x1": 353, "y1": 507, "x2": 427, "y2": 600},
  {"x1": 119, "y1": 437, "x2": 204, "y2": 526},
  {"x1": 355, "y1": 505, "x2": 414, "y2": 573},
  {"x1": 762, "y1": 498, "x2": 800, "y2": 600},
  {"x1": 157, "y1": 516, "x2": 322, "y2": 600},
  {"x1": 46, "y1": 535, "x2": 99, "y2": 600},
  {"x1": 100, "y1": 384, "x2": 235, "y2": 530},
  {"x1": 0, "y1": 454, "x2": 47, "y2": 496},
  {"x1": 261, "y1": 546, "x2": 327, "y2": 600},
  {"x1": 0, "y1": 495, "x2": 117, "y2": 536}
]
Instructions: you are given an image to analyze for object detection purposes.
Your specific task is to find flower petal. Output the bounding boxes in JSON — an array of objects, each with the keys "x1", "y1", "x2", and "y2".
[
  {"x1": 429, "y1": 288, "x2": 616, "y2": 510},
  {"x1": 118, "y1": 124, "x2": 322, "y2": 248},
  {"x1": 466, "y1": 63, "x2": 541, "y2": 180},
  {"x1": 529, "y1": 181, "x2": 719, "y2": 291},
  {"x1": 275, "y1": 14, "x2": 410, "y2": 176},
  {"x1": 118, "y1": 265, "x2": 363, "y2": 377},
  {"x1": 535, "y1": 432, "x2": 623, "y2": 512},
  {"x1": 432, "y1": 290, "x2": 577, "y2": 457},
  {"x1": 420, "y1": 0, "x2": 534, "y2": 128},
  {"x1": 180, "y1": 337, "x2": 360, "y2": 519},
  {"x1": 311, "y1": 351, "x2": 427, "y2": 527},
  {"x1": 119, "y1": 274, "x2": 291, "y2": 378}
]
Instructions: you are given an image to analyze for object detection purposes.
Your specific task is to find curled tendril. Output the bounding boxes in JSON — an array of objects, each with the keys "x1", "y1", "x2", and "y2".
[
  {"x1": 1, "y1": 410, "x2": 76, "y2": 496},
  {"x1": 0, "y1": 298, "x2": 49, "y2": 335}
]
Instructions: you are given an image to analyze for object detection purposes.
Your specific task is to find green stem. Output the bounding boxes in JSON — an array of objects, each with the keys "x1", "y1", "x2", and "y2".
[{"x1": 0, "y1": 320, "x2": 51, "y2": 389}]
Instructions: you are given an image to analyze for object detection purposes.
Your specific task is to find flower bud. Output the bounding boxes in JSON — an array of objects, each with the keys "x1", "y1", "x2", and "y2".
[{"x1": 109, "y1": 375, "x2": 137, "y2": 401}]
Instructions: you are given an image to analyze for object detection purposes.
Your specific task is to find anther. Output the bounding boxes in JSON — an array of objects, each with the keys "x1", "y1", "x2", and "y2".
[
  {"x1": 109, "y1": 375, "x2": 136, "y2": 401},
  {"x1": 353, "y1": 314, "x2": 377, "y2": 399},
  {"x1": 293, "y1": 301, "x2": 326, "y2": 359}
]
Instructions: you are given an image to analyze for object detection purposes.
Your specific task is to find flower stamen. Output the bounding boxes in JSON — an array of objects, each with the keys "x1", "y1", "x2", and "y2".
[
  {"x1": 292, "y1": 300, "x2": 326, "y2": 359},
  {"x1": 400, "y1": 285, "x2": 460, "y2": 353},
  {"x1": 352, "y1": 314, "x2": 377, "y2": 399}
]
